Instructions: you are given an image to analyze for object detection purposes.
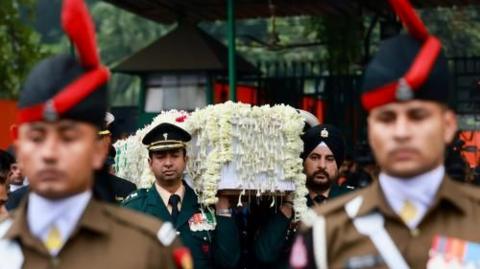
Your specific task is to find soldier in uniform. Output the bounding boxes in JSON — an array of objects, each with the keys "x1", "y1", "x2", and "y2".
[
  {"x1": 290, "y1": 1, "x2": 480, "y2": 268},
  {"x1": 5, "y1": 115, "x2": 137, "y2": 209},
  {"x1": 122, "y1": 122, "x2": 241, "y2": 269},
  {"x1": 0, "y1": 1, "x2": 190, "y2": 268},
  {"x1": 96, "y1": 112, "x2": 137, "y2": 203},
  {"x1": 253, "y1": 124, "x2": 352, "y2": 269}
]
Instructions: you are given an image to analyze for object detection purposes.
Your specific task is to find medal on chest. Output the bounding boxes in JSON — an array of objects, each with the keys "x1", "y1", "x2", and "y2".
[
  {"x1": 427, "y1": 235, "x2": 480, "y2": 268},
  {"x1": 188, "y1": 209, "x2": 216, "y2": 232}
]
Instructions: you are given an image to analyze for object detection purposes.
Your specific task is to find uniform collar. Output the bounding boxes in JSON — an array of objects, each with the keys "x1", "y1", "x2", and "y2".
[
  {"x1": 155, "y1": 182, "x2": 185, "y2": 208},
  {"x1": 4, "y1": 195, "x2": 110, "y2": 256},
  {"x1": 356, "y1": 174, "x2": 468, "y2": 218},
  {"x1": 27, "y1": 191, "x2": 92, "y2": 243},
  {"x1": 379, "y1": 166, "x2": 444, "y2": 213}
]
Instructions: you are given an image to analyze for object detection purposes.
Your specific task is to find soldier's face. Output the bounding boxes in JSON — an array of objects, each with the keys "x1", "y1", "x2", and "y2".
[
  {"x1": 304, "y1": 145, "x2": 339, "y2": 191},
  {"x1": 149, "y1": 149, "x2": 187, "y2": 187},
  {"x1": 7, "y1": 163, "x2": 24, "y2": 186},
  {"x1": 16, "y1": 120, "x2": 106, "y2": 199},
  {"x1": 368, "y1": 100, "x2": 457, "y2": 178}
]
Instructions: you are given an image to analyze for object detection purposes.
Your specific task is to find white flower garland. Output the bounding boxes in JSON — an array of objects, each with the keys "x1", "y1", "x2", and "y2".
[
  {"x1": 186, "y1": 102, "x2": 307, "y2": 219},
  {"x1": 114, "y1": 102, "x2": 308, "y2": 219}
]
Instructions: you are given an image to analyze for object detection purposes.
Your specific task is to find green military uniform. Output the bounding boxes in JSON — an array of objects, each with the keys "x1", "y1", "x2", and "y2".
[
  {"x1": 123, "y1": 182, "x2": 240, "y2": 269},
  {"x1": 253, "y1": 123, "x2": 351, "y2": 268},
  {"x1": 254, "y1": 184, "x2": 352, "y2": 269},
  {"x1": 0, "y1": 198, "x2": 183, "y2": 269},
  {"x1": 251, "y1": 124, "x2": 352, "y2": 268}
]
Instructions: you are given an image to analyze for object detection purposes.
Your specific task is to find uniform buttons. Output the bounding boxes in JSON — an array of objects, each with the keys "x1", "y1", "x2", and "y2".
[
  {"x1": 410, "y1": 228, "x2": 420, "y2": 237},
  {"x1": 176, "y1": 231, "x2": 181, "y2": 235},
  {"x1": 203, "y1": 237, "x2": 207, "y2": 241}
]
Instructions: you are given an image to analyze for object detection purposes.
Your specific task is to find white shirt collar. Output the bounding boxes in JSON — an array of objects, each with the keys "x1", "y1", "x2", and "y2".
[
  {"x1": 27, "y1": 191, "x2": 92, "y2": 254},
  {"x1": 379, "y1": 165, "x2": 445, "y2": 228}
]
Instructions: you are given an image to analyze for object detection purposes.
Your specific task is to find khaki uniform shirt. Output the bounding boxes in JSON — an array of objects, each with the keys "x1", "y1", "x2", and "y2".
[
  {"x1": 297, "y1": 177, "x2": 480, "y2": 269},
  {"x1": 1, "y1": 198, "x2": 184, "y2": 269}
]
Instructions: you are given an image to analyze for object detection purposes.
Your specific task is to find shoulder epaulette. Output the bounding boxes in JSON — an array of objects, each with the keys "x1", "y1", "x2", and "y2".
[
  {"x1": 122, "y1": 188, "x2": 148, "y2": 204},
  {"x1": 104, "y1": 204, "x2": 177, "y2": 247}
]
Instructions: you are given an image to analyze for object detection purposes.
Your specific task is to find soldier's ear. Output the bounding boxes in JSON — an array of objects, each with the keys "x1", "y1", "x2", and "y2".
[
  {"x1": 443, "y1": 109, "x2": 457, "y2": 145},
  {"x1": 92, "y1": 129, "x2": 108, "y2": 170}
]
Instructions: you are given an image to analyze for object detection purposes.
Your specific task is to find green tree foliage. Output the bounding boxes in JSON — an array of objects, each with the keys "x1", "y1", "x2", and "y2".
[
  {"x1": 90, "y1": 1, "x2": 174, "y2": 106},
  {"x1": 0, "y1": 0, "x2": 48, "y2": 99},
  {"x1": 421, "y1": 6, "x2": 480, "y2": 57}
]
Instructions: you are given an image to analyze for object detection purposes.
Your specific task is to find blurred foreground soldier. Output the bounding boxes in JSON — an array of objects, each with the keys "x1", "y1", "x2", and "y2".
[
  {"x1": 0, "y1": 1, "x2": 189, "y2": 268},
  {"x1": 5, "y1": 115, "x2": 137, "y2": 209},
  {"x1": 291, "y1": 1, "x2": 480, "y2": 268},
  {"x1": 123, "y1": 122, "x2": 241, "y2": 269},
  {"x1": 253, "y1": 124, "x2": 351, "y2": 268}
]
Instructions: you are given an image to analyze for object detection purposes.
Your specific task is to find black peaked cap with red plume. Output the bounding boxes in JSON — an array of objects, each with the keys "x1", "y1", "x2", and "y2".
[
  {"x1": 361, "y1": 0, "x2": 450, "y2": 112},
  {"x1": 17, "y1": 0, "x2": 110, "y2": 128}
]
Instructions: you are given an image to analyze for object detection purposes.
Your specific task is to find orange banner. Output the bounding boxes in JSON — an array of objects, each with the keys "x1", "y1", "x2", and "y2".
[
  {"x1": 0, "y1": 100, "x2": 17, "y2": 149},
  {"x1": 459, "y1": 131, "x2": 480, "y2": 168}
]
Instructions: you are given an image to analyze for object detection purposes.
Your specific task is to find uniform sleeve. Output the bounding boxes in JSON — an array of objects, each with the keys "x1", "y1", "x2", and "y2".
[
  {"x1": 253, "y1": 211, "x2": 291, "y2": 263},
  {"x1": 212, "y1": 215, "x2": 241, "y2": 268}
]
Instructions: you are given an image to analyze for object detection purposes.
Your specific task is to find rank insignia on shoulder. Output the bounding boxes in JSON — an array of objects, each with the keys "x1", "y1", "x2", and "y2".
[
  {"x1": 188, "y1": 211, "x2": 216, "y2": 232},
  {"x1": 157, "y1": 222, "x2": 176, "y2": 246},
  {"x1": 127, "y1": 192, "x2": 138, "y2": 199},
  {"x1": 427, "y1": 235, "x2": 480, "y2": 268}
]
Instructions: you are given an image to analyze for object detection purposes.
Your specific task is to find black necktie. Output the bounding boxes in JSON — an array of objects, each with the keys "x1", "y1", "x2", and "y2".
[
  {"x1": 168, "y1": 194, "x2": 181, "y2": 224},
  {"x1": 313, "y1": 195, "x2": 327, "y2": 204}
]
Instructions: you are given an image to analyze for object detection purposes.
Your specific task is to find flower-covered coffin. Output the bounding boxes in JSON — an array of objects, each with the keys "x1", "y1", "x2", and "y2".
[{"x1": 114, "y1": 102, "x2": 308, "y2": 216}]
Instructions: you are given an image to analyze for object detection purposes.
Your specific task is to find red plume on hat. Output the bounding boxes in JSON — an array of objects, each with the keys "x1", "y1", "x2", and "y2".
[
  {"x1": 361, "y1": 0, "x2": 443, "y2": 111},
  {"x1": 16, "y1": 0, "x2": 110, "y2": 125}
]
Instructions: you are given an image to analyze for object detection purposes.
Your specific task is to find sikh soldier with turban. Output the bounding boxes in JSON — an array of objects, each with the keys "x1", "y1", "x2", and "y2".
[{"x1": 252, "y1": 123, "x2": 352, "y2": 268}]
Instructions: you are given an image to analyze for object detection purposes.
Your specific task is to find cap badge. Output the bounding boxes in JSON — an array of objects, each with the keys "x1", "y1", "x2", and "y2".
[
  {"x1": 320, "y1": 128, "x2": 329, "y2": 138},
  {"x1": 43, "y1": 99, "x2": 58, "y2": 122},
  {"x1": 163, "y1": 133, "x2": 168, "y2": 140},
  {"x1": 396, "y1": 78, "x2": 414, "y2": 101}
]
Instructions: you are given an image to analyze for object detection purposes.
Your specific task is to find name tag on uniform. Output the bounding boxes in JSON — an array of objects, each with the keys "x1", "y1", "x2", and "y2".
[
  {"x1": 188, "y1": 211, "x2": 216, "y2": 232},
  {"x1": 427, "y1": 235, "x2": 480, "y2": 268}
]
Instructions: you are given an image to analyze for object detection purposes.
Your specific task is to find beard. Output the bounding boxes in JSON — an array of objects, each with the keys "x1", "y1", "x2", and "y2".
[{"x1": 305, "y1": 169, "x2": 337, "y2": 193}]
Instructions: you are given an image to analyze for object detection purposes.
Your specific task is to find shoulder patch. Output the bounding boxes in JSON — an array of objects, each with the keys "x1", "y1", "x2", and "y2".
[{"x1": 157, "y1": 222, "x2": 176, "y2": 246}]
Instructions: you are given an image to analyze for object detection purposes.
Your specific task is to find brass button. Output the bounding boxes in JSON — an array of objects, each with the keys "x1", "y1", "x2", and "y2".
[
  {"x1": 176, "y1": 231, "x2": 181, "y2": 235},
  {"x1": 410, "y1": 228, "x2": 420, "y2": 237}
]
